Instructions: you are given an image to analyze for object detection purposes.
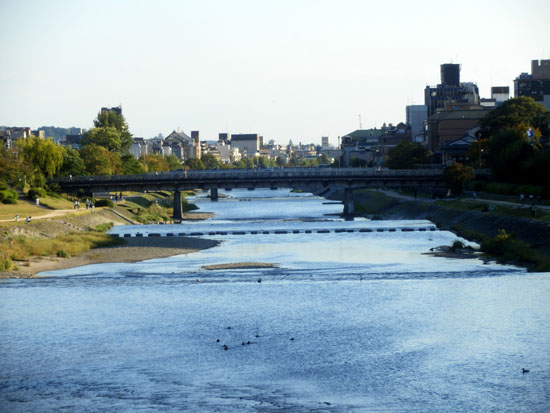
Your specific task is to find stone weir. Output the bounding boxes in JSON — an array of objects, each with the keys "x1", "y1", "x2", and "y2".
[{"x1": 118, "y1": 226, "x2": 438, "y2": 238}]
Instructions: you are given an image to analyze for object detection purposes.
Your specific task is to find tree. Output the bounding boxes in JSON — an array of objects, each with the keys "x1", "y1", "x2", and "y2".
[
  {"x1": 0, "y1": 146, "x2": 30, "y2": 187},
  {"x1": 139, "y1": 154, "x2": 170, "y2": 172},
  {"x1": 318, "y1": 154, "x2": 331, "y2": 165},
  {"x1": 81, "y1": 109, "x2": 134, "y2": 153},
  {"x1": 479, "y1": 96, "x2": 550, "y2": 139},
  {"x1": 121, "y1": 154, "x2": 145, "y2": 175},
  {"x1": 385, "y1": 141, "x2": 429, "y2": 169},
  {"x1": 165, "y1": 154, "x2": 182, "y2": 170},
  {"x1": 523, "y1": 150, "x2": 550, "y2": 186},
  {"x1": 466, "y1": 138, "x2": 489, "y2": 169},
  {"x1": 94, "y1": 109, "x2": 133, "y2": 152},
  {"x1": 257, "y1": 156, "x2": 273, "y2": 169},
  {"x1": 59, "y1": 147, "x2": 86, "y2": 177},
  {"x1": 81, "y1": 127, "x2": 123, "y2": 152},
  {"x1": 80, "y1": 144, "x2": 122, "y2": 175},
  {"x1": 444, "y1": 163, "x2": 474, "y2": 195},
  {"x1": 201, "y1": 153, "x2": 220, "y2": 169},
  {"x1": 185, "y1": 158, "x2": 205, "y2": 170},
  {"x1": 16, "y1": 137, "x2": 63, "y2": 188},
  {"x1": 487, "y1": 129, "x2": 536, "y2": 182},
  {"x1": 350, "y1": 158, "x2": 367, "y2": 167}
]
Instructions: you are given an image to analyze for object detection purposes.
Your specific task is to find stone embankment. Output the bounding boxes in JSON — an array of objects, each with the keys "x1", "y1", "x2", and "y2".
[{"x1": 325, "y1": 188, "x2": 550, "y2": 269}]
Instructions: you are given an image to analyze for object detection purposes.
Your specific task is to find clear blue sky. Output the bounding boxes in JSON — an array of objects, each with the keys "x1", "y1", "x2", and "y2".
[{"x1": 1, "y1": 0, "x2": 549, "y2": 144}]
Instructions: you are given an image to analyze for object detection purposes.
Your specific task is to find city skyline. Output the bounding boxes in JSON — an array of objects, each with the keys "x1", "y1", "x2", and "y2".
[{"x1": 1, "y1": 0, "x2": 549, "y2": 144}]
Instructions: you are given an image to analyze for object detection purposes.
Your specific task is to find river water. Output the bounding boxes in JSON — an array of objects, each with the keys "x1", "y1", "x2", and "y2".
[{"x1": 1, "y1": 189, "x2": 549, "y2": 412}]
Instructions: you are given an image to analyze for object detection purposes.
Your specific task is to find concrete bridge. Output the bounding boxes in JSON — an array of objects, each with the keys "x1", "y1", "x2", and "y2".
[{"x1": 52, "y1": 168, "x2": 481, "y2": 218}]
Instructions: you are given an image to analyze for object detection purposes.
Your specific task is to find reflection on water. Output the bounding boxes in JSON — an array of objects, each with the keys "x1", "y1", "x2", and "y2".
[{"x1": 1, "y1": 189, "x2": 550, "y2": 412}]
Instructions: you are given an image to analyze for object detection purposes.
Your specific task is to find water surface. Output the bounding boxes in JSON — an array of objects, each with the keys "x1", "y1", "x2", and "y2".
[{"x1": 1, "y1": 189, "x2": 549, "y2": 412}]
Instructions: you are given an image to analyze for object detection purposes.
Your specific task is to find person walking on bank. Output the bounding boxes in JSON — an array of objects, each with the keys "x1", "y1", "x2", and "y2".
[{"x1": 14, "y1": 213, "x2": 19, "y2": 221}]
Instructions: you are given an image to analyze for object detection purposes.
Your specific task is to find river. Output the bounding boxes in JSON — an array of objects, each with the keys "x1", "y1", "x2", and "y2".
[{"x1": 1, "y1": 189, "x2": 549, "y2": 412}]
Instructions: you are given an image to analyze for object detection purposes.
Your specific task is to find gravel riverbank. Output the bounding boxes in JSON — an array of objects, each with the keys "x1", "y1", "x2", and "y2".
[{"x1": 1, "y1": 236, "x2": 220, "y2": 279}]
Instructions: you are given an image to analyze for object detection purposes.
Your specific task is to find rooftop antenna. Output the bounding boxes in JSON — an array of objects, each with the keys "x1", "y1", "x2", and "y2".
[{"x1": 358, "y1": 114, "x2": 363, "y2": 129}]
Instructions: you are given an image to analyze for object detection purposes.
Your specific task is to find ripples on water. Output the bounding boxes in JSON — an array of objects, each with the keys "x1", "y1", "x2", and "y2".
[{"x1": 1, "y1": 189, "x2": 549, "y2": 412}]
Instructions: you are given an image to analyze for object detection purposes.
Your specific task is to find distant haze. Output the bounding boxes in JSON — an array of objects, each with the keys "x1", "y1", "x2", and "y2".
[{"x1": 1, "y1": 0, "x2": 549, "y2": 144}]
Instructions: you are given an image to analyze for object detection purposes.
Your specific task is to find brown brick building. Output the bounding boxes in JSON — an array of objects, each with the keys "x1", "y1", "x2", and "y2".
[{"x1": 426, "y1": 108, "x2": 491, "y2": 153}]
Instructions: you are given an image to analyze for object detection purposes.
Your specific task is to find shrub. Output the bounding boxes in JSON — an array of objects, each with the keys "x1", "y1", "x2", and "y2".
[
  {"x1": 94, "y1": 199, "x2": 114, "y2": 207},
  {"x1": 56, "y1": 249, "x2": 70, "y2": 258},
  {"x1": 0, "y1": 257, "x2": 14, "y2": 271},
  {"x1": 93, "y1": 222, "x2": 114, "y2": 232},
  {"x1": 0, "y1": 188, "x2": 18, "y2": 204},
  {"x1": 27, "y1": 187, "x2": 47, "y2": 199},
  {"x1": 483, "y1": 182, "x2": 515, "y2": 196},
  {"x1": 452, "y1": 240, "x2": 465, "y2": 250},
  {"x1": 514, "y1": 185, "x2": 543, "y2": 197}
]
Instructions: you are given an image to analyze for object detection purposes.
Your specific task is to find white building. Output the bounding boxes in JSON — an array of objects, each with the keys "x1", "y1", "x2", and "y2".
[{"x1": 230, "y1": 134, "x2": 261, "y2": 158}]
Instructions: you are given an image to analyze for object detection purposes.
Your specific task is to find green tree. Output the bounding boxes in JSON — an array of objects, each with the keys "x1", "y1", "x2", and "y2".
[
  {"x1": 94, "y1": 109, "x2": 133, "y2": 152},
  {"x1": 139, "y1": 154, "x2": 170, "y2": 172},
  {"x1": 385, "y1": 141, "x2": 428, "y2": 169},
  {"x1": 59, "y1": 147, "x2": 86, "y2": 177},
  {"x1": 80, "y1": 144, "x2": 122, "y2": 175},
  {"x1": 186, "y1": 157, "x2": 205, "y2": 170},
  {"x1": 81, "y1": 127, "x2": 123, "y2": 152},
  {"x1": 257, "y1": 156, "x2": 272, "y2": 169},
  {"x1": 165, "y1": 154, "x2": 182, "y2": 170},
  {"x1": 0, "y1": 146, "x2": 30, "y2": 187},
  {"x1": 466, "y1": 138, "x2": 489, "y2": 169},
  {"x1": 17, "y1": 136, "x2": 63, "y2": 188},
  {"x1": 276, "y1": 156, "x2": 286, "y2": 167},
  {"x1": 479, "y1": 96, "x2": 550, "y2": 139},
  {"x1": 523, "y1": 150, "x2": 550, "y2": 186},
  {"x1": 121, "y1": 154, "x2": 145, "y2": 175},
  {"x1": 444, "y1": 163, "x2": 475, "y2": 195},
  {"x1": 487, "y1": 129, "x2": 536, "y2": 182},
  {"x1": 350, "y1": 158, "x2": 367, "y2": 167},
  {"x1": 318, "y1": 154, "x2": 331, "y2": 165},
  {"x1": 201, "y1": 153, "x2": 220, "y2": 169}
]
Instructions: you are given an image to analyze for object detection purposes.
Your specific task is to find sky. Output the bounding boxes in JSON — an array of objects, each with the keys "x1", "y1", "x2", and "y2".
[{"x1": 1, "y1": 0, "x2": 549, "y2": 145}]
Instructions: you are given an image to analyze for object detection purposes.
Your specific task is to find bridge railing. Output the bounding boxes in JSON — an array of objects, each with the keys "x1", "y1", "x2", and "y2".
[{"x1": 54, "y1": 167, "x2": 457, "y2": 184}]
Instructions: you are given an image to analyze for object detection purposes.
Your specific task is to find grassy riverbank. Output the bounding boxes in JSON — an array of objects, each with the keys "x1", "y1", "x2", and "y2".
[
  {"x1": 0, "y1": 191, "x2": 211, "y2": 278},
  {"x1": 334, "y1": 189, "x2": 550, "y2": 272}
]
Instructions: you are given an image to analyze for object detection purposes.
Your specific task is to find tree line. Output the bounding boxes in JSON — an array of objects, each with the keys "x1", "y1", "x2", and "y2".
[{"x1": 0, "y1": 109, "x2": 334, "y2": 200}]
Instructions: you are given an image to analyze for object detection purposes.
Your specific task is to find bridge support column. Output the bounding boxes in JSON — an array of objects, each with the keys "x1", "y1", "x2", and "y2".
[
  {"x1": 173, "y1": 190, "x2": 183, "y2": 221},
  {"x1": 210, "y1": 187, "x2": 219, "y2": 202},
  {"x1": 343, "y1": 188, "x2": 354, "y2": 216}
]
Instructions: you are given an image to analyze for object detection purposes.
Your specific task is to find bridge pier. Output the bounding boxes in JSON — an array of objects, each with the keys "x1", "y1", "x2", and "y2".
[
  {"x1": 173, "y1": 190, "x2": 183, "y2": 221},
  {"x1": 210, "y1": 187, "x2": 219, "y2": 201},
  {"x1": 343, "y1": 188, "x2": 354, "y2": 216}
]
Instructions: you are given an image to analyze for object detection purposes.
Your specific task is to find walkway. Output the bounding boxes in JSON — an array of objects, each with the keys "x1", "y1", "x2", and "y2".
[{"x1": 380, "y1": 190, "x2": 550, "y2": 212}]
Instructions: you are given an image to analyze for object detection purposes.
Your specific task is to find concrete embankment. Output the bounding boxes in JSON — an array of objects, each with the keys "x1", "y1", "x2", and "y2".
[{"x1": 325, "y1": 188, "x2": 550, "y2": 269}]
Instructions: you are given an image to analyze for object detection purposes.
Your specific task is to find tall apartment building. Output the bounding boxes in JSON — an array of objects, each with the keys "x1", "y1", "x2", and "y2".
[
  {"x1": 406, "y1": 105, "x2": 427, "y2": 142},
  {"x1": 424, "y1": 64, "x2": 480, "y2": 117},
  {"x1": 514, "y1": 59, "x2": 550, "y2": 109}
]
